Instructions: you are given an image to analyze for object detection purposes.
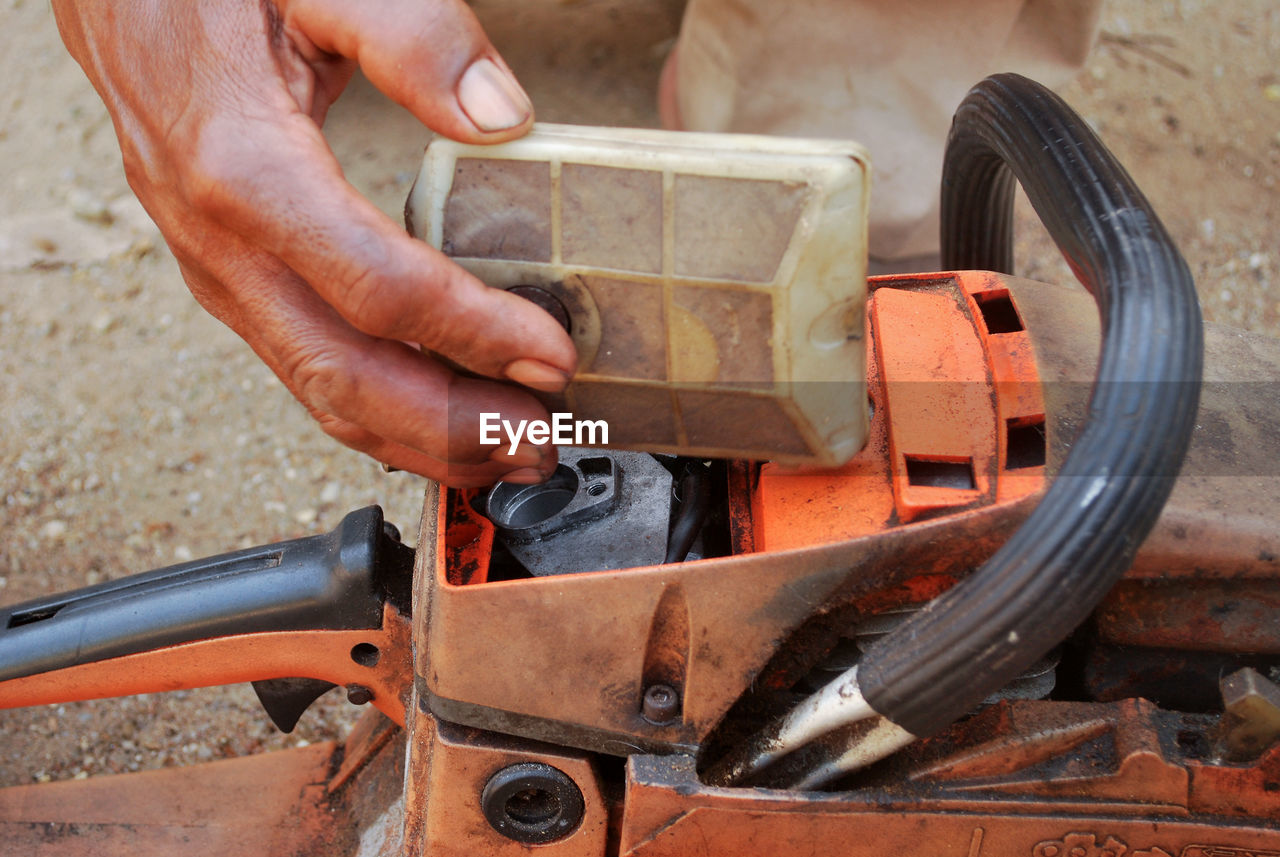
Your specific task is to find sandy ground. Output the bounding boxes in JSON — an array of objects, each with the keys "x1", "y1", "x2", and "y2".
[{"x1": 0, "y1": 0, "x2": 1276, "y2": 787}]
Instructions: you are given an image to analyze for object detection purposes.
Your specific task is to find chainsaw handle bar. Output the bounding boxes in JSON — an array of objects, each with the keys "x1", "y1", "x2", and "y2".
[
  {"x1": 858, "y1": 73, "x2": 1204, "y2": 737},
  {"x1": 0, "y1": 507, "x2": 410, "y2": 684}
]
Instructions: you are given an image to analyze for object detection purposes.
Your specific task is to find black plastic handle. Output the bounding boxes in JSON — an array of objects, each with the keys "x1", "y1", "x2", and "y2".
[
  {"x1": 0, "y1": 507, "x2": 411, "y2": 683},
  {"x1": 859, "y1": 73, "x2": 1203, "y2": 736}
]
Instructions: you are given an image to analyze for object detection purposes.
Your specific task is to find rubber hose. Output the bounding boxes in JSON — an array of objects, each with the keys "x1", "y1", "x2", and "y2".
[
  {"x1": 665, "y1": 461, "x2": 710, "y2": 564},
  {"x1": 858, "y1": 73, "x2": 1203, "y2": 737}
]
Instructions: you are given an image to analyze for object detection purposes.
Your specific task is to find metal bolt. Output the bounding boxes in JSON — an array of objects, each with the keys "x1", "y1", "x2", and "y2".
[
  {"x1": 508, "y1": 285, "x2": 571, "y2": 333},
  {"x1": 642, "y1": 683, "x2": 680, "y2": 724},
  {"x1": 346, "y1": 685, "x2": 374, "y2": 706}
]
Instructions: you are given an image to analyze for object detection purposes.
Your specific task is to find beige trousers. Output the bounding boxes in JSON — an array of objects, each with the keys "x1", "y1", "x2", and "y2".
[{"x1": 671, "y1": 0, "x2": 1104, "y2": 261}]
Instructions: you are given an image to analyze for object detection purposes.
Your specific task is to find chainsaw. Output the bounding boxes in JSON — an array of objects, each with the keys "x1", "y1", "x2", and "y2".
[{"x1": 1, "y1": 74, "x2": 1277, "y2": 856}]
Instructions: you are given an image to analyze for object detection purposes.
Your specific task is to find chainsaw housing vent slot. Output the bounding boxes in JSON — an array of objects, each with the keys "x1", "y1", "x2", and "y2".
[
  {"x1": 904, "y1": 456, "x2": 976, "y2": 490},
  {"x1": 975, "y1": 289, "x2": 1025, "y2": 334},
  {"x1": 1005, "y1": 418, "x2": 1047, "y2": 470}
]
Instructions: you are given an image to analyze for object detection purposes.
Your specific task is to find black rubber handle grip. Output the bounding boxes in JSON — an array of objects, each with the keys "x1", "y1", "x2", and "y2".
[
  {"x1": 859, "y1": 73, "x2": 1203, "y2": 737},
  {"x1": 0, "y1": 507, "x2": 411, "y2": 682}
]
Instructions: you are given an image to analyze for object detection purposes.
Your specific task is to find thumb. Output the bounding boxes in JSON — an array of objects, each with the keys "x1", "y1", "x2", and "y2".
[{"x1": 277, "y1": 0, "x2": 533, "y2": 141}]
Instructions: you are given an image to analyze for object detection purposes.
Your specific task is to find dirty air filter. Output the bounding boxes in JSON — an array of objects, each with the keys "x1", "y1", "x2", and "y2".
[{"x1": 406, "y1": 124, "x2": 871, "y2": 466}]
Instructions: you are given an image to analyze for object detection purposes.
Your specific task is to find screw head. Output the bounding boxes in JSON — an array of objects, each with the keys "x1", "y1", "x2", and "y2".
[
  {"x1": 346, "y1": 685, "x2": 374, "y2": 706},
  {"x1": 642, "y1": 683, "x2": 681, "y2": 724}
]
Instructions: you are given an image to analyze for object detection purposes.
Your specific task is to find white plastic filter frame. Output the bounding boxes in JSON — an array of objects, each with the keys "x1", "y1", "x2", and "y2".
[{"x1": 406, "y1": 123, "x2": 871, "y2": 467}]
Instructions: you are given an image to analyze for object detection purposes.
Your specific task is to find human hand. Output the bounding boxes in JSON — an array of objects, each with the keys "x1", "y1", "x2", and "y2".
[{"x1": 51, "y1": 0, "x2": 577, "y2": 487}]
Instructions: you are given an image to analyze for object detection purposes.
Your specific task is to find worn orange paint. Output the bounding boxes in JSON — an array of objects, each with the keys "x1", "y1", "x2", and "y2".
[{"x1": 754, "y1": 272, "x2": 1046, "y2": 551}]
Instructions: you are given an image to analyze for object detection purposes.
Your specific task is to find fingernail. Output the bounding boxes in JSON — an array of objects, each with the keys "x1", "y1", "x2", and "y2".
[
  {"x1": 457, "y1": 57, "x2": 532, "y2": 132},
  {"x1": 504, "y1": 358, "x2": 569, "y2": 393},
  {"x1": 489, "y1": 443, "x2": 544, "y2": 468},
  {"x1": 500, "y1": 467, "x2": 547, "y2": 485}
]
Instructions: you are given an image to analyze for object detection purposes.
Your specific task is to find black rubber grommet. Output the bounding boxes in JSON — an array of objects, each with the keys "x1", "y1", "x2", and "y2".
[
  {"x1": 480, "y1": 763, "x2": 585, "y2": 845},
  {"x1": 508, "y1": 284, "x2": 572, "y2": 333}
]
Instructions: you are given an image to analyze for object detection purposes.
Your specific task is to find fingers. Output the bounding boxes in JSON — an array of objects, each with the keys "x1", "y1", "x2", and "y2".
[
  {"x1": 171, "y1": 118, "x2": 576, "y2": 483},
  {"x1": 316, "y1": 413, "x2": 558, "y2": 488},
  {"x1": 174, "y1": 247, "x2": 561, "y2": 486},
  {"x1": 257, "y1": 0, "x2": 578, "y2": 385},
  {"x1": 278, "y1": 0, "x2": 533, "y2": 141},
  {"x1": 180, "y1": 110, "x2": 576, "y2": 387},
  {"x1": 54, "y1": 0, "x2": 570, "y2": 488}
]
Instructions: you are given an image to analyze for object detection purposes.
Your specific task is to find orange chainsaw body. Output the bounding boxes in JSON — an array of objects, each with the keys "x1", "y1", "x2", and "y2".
[{"x1": 3, "y1": 270, "x2": 1276, "y2": 855}]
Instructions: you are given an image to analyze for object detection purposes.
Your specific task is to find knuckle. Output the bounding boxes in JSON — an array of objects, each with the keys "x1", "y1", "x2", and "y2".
[
  {"x1": 179, "y1": 149, "x2": 242, "y2": 218},
  {"x1": 330, "y1": 236, "x2": 424, "y2": 338},
  {"x1": 177, "y1": 126, "x2": 269, "y2": 221},
  {"x1": 397, "y1": 264, "x2": 466, "y2": 347},
  {"x1": 336, "y1": 258, "x2": 398, "y2": 334},
  {"x1": 290, "y1": 347, "x2": 358, "y2": 419}
]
